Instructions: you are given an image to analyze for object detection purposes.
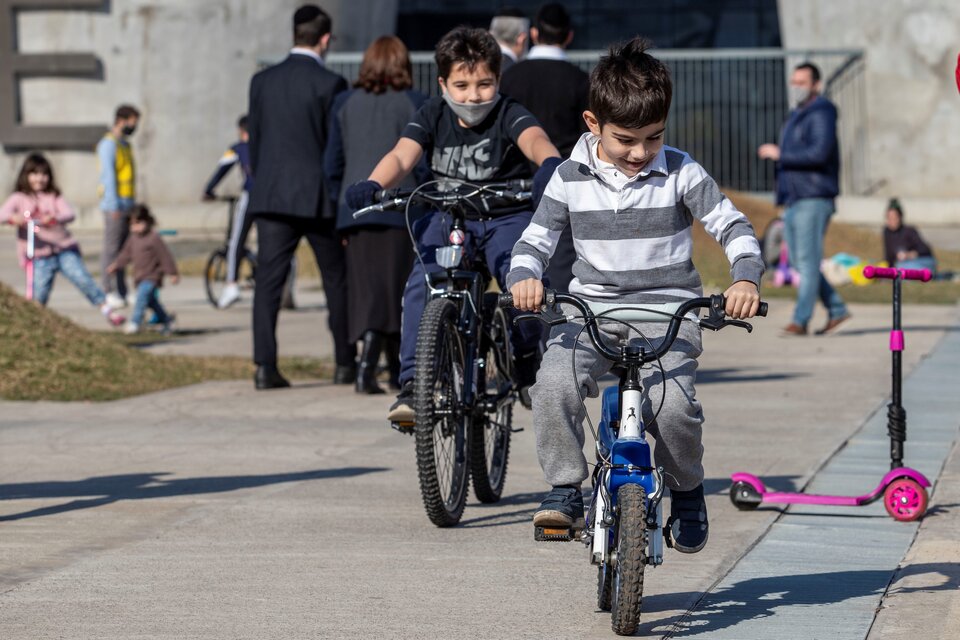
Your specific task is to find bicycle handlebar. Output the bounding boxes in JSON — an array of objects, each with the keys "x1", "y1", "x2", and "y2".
[
  {"x1": 862, "y1": 265, "x2": 932, "y2": 282},
  {"x1": 498, "y1": 290, "x2": 767, "y2": 364},
  {"x1": 352, "y1": 179, "x2": 533, "y2": 219}
]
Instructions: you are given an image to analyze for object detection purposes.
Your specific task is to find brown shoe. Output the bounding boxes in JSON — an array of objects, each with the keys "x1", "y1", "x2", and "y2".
[
  {"x1": 815, "y1": 313, "x2": 851, "y2": 335},
  {"x1": 782, "y1": 323, "x2": 807, "y2": 336}
]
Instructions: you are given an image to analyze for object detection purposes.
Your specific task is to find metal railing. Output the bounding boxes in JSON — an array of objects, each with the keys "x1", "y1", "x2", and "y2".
[{"x1": 315, "y1": 48, "x2": 868, "y2": 195}]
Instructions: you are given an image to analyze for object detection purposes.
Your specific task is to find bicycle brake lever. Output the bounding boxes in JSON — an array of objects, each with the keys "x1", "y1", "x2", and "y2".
[
  {"x1": 512, "y1": 301, "x2": 568, "y2": 328},
  {"x1": 700, "y1": 317, "x2": 754, "y2": 333}
]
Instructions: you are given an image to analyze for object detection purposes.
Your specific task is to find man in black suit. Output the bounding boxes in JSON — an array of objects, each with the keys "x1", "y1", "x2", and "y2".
[
  {"x1": 247, "y1": 4, "x2": 354, "y2": 389},
  {"x1": 500, "y1": 2, "x2": 589, "y2": 292}
]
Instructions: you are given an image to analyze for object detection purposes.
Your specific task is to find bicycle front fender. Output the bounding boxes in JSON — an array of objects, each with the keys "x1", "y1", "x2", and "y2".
[{"x1": 608, "y1": 438, "x2": 657, "y2": 499}]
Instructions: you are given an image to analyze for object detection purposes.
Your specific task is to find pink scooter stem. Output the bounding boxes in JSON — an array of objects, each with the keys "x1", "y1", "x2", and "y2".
[{"x1": 24, "y1": 212, "x2": 36, "y2": 301}]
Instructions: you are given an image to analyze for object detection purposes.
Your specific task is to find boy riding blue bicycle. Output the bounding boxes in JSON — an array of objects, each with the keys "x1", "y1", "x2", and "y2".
[
  {"x1": 507, "y1": 38, "x2": 764, "y2": 554},
  {"x1": 345, "y1": 26, "x2": 562, "y2": 426}
]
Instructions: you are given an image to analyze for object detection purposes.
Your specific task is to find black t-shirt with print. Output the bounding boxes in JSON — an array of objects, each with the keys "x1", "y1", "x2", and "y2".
[{"x1": 401, "y1": 95, "x2": 539, "y2": 216}]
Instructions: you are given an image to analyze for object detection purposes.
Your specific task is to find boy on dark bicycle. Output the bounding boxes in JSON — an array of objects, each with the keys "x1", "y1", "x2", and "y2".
[
  {"x1": 346, "y1": 26, "x2": 562, "y2": 425},
  {"x1": 507, "y1": 38, "x2": 763, "y2": 553}
]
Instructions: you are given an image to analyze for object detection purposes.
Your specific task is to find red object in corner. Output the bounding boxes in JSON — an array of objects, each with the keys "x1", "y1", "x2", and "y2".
[{"x1": 956, "y1": 52, "x2": 960, "y2": 94}]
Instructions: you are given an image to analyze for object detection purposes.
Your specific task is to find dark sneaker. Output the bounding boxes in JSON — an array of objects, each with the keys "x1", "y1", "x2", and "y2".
[
  {"x1": 513, "y1": 350, "x2": 541, "y2": 410},
  {"x1": 533, "y1": 485, "x2": 584, "y2": 528},
  {"x1": 387, "y1": 381, "x2": 414, "y2": 424},
  {"x1": 668, "y1": 484, "x2": 709, "y2": 554}
]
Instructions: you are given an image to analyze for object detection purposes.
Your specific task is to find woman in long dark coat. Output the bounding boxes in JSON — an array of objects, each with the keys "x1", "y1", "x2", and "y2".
[{"x1": 325, "y1": 36, "x2": 429, "y2": 394}]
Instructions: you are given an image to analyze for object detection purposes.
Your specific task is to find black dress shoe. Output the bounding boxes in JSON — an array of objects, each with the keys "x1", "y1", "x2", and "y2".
[
  {"x1": 255, "y1": 365, "x2": 290, "y2": 390},
  {"x1": 333, "y1": 364, "x2": 357, "y2": 385}
]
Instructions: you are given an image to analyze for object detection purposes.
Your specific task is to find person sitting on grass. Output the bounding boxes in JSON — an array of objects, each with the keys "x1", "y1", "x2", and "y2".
[
  {"x1": 883, "y1": 198, "x2": 937, "y2": 274},
  {"x1": 0, "y1": 153, "x2": 125, "y2": 327},
  {"x1": 507, "y1": 38, "x2": 763, "y2": 553},
  {"x1": 107, "y1": 205, "x2": 179, "y2": 335}
]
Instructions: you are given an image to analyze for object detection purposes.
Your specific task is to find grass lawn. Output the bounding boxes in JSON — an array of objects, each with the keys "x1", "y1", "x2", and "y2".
[{"x1": 0, "y1": 283, "x2": 331, "y2": 402}]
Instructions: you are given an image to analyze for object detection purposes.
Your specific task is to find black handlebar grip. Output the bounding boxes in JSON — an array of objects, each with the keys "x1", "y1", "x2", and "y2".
[
  {"x1": 498, "y1": 292, "x2": 514, "y2": 308},
  {"x1": 758, "y1": 301, "x2": 768, "y2": 317},
  {"x1": 374, "y1": 188, "x2": 401, "y2": 203}
]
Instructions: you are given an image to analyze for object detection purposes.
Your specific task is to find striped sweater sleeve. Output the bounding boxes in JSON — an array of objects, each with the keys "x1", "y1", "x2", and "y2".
[
  {"x1": 678, "y1": 159, "x2": 764, "y2": 287},
  {"x1": 506, "y1": 168, "x2": 570, "y2": 289}
]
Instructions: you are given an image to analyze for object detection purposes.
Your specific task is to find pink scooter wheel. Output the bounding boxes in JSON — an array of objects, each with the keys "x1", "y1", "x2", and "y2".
[{"x1": 883, "y1": 477, "x2": 928, "y2": 521}]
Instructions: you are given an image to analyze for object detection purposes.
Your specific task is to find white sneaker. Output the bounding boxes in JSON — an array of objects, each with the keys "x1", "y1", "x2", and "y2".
[
  {"x1": 123, "y1": 321, "x2": 140, "y2": 335},
  {"x1": 217, "y1": 283, "x2": 241, "y2": 309},
  {"x1": 105, "y1": 292, "x2": 127, "y2": 309}
]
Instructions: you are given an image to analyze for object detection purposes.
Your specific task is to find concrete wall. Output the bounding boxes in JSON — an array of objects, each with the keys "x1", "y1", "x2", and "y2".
[
  {"x1": 0, "y1": 0, "x2": 395, "y2": 230},
  {"x1": 778, "y1": 0, "x2": 960, "y2": 201}
]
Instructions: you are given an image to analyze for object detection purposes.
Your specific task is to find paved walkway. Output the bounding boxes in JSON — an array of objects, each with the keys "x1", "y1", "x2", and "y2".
[{"x1": 1, "y1": 233, "x2": 959, "y2": 638}]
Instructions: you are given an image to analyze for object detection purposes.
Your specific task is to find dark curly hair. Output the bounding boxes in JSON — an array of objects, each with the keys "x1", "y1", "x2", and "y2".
[
  {"x1": 434, "y1": 26, "x2": 501, "y2": 80},
  {"x1": 589, "y1": 37, "x2": 672, "y2": 129}
]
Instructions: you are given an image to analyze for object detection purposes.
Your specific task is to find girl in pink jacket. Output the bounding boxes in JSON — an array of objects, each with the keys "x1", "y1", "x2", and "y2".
[{"x1": 0, "y1": 154, "x2": 124, "y2": 326}]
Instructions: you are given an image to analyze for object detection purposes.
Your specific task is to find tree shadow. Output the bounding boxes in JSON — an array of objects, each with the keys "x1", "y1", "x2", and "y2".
[
  {"x1": 640, "y1": 563, "x2": 960, "y2": 637},
  {"x1": 0, "y1": 467, "x2": 387, "y2": 521}
]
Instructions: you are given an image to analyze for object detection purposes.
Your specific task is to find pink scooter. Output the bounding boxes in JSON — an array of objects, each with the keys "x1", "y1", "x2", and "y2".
[
  {"x1": 24, "y1": 211, "x2": 36, "y2": 301},
  {"x1": 730, "y1": 265, "x2": 933, "y2": 522}
]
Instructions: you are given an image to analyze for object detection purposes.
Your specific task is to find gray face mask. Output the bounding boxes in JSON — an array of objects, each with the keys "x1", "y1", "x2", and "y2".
[
  {"x1": 789, "y1": 85, "x2": 813, "y2": 108},
  {"x1": 442, "y1": 91, "x2": 501, "y2": 127}
]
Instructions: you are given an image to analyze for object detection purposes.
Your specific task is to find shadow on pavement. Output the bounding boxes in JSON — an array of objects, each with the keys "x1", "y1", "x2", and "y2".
[
  {"x1": 704, "y1": 475, "x2": 802, "y2": 496},
  {"x1": 641, "y1": 563, "x2": 960, "y2": 638},
  {"x1": 0, "y1": 467, "x2": 387, "y2": 521},
  {"x1": 697, "y1": 368, "x2": 806, "y2": 385},
  {"x1": 838, "y1": 324, "x2": 960, "y2": 337}
]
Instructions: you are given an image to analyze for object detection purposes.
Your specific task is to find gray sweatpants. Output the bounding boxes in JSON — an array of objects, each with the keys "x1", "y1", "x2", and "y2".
[
  {"x1": 100, "y1": 209, "x2": 130, "y2": 296},
  {"x1": 529, "y1": 316, "x2": 705, "y2": 492}
]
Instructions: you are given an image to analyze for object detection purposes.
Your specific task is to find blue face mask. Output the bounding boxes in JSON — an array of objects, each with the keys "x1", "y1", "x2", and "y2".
[{"x1": 441, "y1": 91, "x2": 501, "y2": 127}]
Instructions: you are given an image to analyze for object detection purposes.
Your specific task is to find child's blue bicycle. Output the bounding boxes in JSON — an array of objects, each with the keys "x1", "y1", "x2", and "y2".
[{"x1": 501, "y1": 289, "x2": 766, "y2": 635}]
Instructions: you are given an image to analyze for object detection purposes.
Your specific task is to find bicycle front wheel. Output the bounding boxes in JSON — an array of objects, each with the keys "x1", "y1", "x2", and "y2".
[
  {"x1": 414, "y1": 297, "x2": 469, "y2": 527},
  {"x1": 204, "y1": 249, "x2": 228, "y2": 307},
  {"x1": 611, "y1": 483, "x2": 647, "y2": 635},
  {"x1": 469, "y1": 298, "x2": 513, "y2": 503}
]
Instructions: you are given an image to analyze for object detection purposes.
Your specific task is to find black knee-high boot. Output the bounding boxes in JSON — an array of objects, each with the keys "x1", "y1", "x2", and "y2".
[
  {"x1": 384, "y1": 334, "x2": 401, "y2": 391},
  {"x1": 356, "y1": 330, "x2": 385, "y2": 394}
]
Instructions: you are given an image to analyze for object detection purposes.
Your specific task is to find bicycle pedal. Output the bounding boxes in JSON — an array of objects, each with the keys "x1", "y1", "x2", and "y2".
[
  {"x1": 391, "y1": 421, "x2": 414, "y2": 435},
  {"x1": 534, "y1": 525, "x2": 574, "y2": 542}
]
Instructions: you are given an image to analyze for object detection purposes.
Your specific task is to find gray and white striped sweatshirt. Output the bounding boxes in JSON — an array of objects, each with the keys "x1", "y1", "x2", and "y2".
[{"x1": 506, "y1": 133, "x2": 764, "y2": 304}]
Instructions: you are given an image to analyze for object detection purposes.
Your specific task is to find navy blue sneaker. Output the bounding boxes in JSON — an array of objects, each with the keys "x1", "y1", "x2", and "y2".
[
  {"x1": 668, "y1": 484, "x2": 709, "y2": 553},
  {"x1": 533, "y1": 485, "x2": 584, "y2": 528}
]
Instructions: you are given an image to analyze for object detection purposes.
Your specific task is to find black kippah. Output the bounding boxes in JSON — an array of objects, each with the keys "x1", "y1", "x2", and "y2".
[{"x1": 294, "y1": 4, "x2": 322, "y2": 26}]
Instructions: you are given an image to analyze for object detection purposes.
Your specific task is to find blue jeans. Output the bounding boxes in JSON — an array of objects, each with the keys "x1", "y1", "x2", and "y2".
[
  {"x1": 782, "y1": 198, "x2": 848, "y2": 327},
  {"x1": 32, "y1": 249, "x2": 106, "y2": 307},
  {"x1": 398, "y1": 211, "x2": 543, "y2": 386},
  {"x1": 895, "y1": 256, "x2": 937, "y2": 273},
  {"x1": 130, "y1": 281, "x2": 171, "y2": 326}
]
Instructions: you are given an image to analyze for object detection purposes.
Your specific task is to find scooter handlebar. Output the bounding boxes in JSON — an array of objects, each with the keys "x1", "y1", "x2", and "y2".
[{"x1": 863, "y1": 265, "x2": 932, "y2": 282}]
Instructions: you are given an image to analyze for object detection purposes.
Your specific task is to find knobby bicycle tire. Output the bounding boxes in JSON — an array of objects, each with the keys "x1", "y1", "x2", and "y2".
[
  {"x1": 414, "y1": 298, "x2": 469, "y2": 527},
  {"x1": 611, "y1": 483, "x2": 647, "y2": 635},
  {"x1": 469, "y1": 299, "x2": 513, "y2": 503}
]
